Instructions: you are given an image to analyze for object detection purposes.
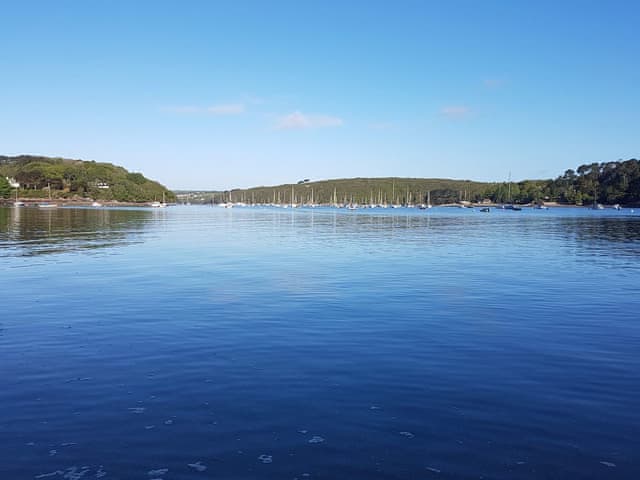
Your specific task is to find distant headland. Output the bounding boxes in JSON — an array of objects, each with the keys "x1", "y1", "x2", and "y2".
[
  {"x1": 0, "y1": 155, "x2": 174, "y2": 204},
  {"x1": 177, "y1": 158, "x2": 640, "y2": 208}
]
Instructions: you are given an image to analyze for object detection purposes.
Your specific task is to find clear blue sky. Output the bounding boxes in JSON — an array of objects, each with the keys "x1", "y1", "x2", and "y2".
[{"x1": 1, "y1": 0, "x2": 638, "y2": 190}]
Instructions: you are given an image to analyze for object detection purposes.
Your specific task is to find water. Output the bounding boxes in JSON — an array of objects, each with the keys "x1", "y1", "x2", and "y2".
[{"x1": 1, "y1": 206, "x2": 639, "y2": 479}]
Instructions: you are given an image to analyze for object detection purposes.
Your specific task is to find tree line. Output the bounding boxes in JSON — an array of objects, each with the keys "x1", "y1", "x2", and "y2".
[
  {"x1": 218, "y1": 159, "x2": 639, "y2": 206},
  {"x1": 3, "y1": 155, "x2": 638, "y2": 206},
  {"x1": 0, "y1": 155, "x2": 174, "y2": 202},
  {"x1": 545, "y1": 159, "x2": 640, "y2": 205}
]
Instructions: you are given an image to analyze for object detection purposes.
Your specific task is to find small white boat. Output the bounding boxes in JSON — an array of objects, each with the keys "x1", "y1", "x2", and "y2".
[
  {"x1": 150, "y1": 192, "x2": 168, "y2": 208},
  {"x1": 92, "y1": 201, "x2": 103, "y2": 207},
  {"x1": 419, "y1": 192, "x2": 433, "y2": 209},
  {"x1": 39, "y1": 183, "x2": 58, "y2": 208},
  {"x1": 13, "y1": 189, "x2": 24, "y2": 207}
]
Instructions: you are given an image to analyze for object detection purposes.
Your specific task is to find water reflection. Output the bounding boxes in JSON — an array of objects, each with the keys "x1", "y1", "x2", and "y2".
[{"x1": 0, "y1": 207, "x2": 155, "y2": 257}]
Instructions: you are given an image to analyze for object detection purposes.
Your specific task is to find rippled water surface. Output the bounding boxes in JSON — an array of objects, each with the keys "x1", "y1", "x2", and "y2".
[{"x1": 1, "y1": 206, "x2": 639, "y2": 479}]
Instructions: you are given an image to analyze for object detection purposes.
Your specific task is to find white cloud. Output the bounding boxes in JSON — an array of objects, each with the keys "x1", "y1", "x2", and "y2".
[
  {"x1": 275, "y1": 111, "x2": 344, "y2": 130},
  {"x1": 440, "y1": 105, "x2": 472, "y2": 119}
]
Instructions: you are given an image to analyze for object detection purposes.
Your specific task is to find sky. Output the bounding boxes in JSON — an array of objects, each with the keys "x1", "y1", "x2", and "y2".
[{"x1": 1, "y1": 0, "x2": 638, "y2": 190}]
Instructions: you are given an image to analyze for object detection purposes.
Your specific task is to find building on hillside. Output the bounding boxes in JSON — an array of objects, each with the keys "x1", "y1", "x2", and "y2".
[{"x1": 5, "y1": 177, "x2": 19, "y2": 188}]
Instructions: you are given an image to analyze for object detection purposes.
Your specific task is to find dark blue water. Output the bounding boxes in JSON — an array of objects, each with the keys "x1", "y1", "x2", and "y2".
[{"x1": 1, "y1": 206, "x2": 639, "y2": 479}]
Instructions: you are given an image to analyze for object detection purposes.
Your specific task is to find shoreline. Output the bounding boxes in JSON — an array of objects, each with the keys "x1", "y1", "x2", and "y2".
[
  {"x1": 0, "y1": 198, "x2": 160, "y2": 207},
  {"x1": 1, "y1": 199, "x2": 636, "y2": 209}
]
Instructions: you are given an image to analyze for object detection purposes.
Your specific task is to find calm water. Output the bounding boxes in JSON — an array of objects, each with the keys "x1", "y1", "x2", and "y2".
[{"x1": 1, "y1": 206, "x2": 639, "y2": 479}]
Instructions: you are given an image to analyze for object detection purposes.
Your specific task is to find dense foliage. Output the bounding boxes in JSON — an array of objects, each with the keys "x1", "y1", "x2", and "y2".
[
  {"x1": 201, "y1": 177, "x2": 559, "y2": 206},
  {"x1": 183, "y1": 159, "x2": 639, "y2": 206},
  {"x1": 0, "y1": 176, "x2": 10, "y2": 199},
  {"x1": 0, "y1": 155, "x2": 175, "y2": 202},
  {"x1": 216, "y1": 177, "x2": 493, "y2": 205},
  {"x1": 545, "y1": 159, "x2": 640, "y2": 205}
]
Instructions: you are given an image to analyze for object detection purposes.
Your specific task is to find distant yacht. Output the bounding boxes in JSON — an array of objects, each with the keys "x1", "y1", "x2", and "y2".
[
  {"x1": 38, "y1": 183, "x2": 58, "y2": 208},
  {"x1": 13, "y1": 189, "x2": 24, "y2": 207},
  {"x1": 151, "y1": 192, "x2": 167, "y2": 208}
]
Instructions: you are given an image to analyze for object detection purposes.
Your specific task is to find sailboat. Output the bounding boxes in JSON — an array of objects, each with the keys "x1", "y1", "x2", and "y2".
[
  {"x1": 38, "y1": 183, "x2": 58, "y2": 208},
  {"x1": 419, "y1": 190, "x2": 433, "y2": 209},
  {"x1": 591, "y1": 184, "x2": 604, "y2": 210},
  {"x1": 151, "y1": 192, "x2": 168, "y2": 208},
  {"x1": 331, "y1": 187, "x2": 340, "y2": 208},
  {"x1": 13, "y1": 188, "x2": 24, "y2": 207},
  {"x1": 502, "y1": 173, "x2": 521, "y2": 211}
]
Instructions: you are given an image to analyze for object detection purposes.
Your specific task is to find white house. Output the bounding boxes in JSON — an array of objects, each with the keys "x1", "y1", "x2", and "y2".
[{"x1": 5, "y1": 177, "x2": 19, "y2": 188}]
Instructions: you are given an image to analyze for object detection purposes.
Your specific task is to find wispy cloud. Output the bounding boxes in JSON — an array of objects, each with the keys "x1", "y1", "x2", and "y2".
[
  {"x1": 162, "y1": 103, "x2": 245, "y2": 115},
  {"x1": 440, "y1": 105, "x2": 472, "y2": 119},
  {"x1": 275, "y1": 111, "x2": 344, "y2": 130}
]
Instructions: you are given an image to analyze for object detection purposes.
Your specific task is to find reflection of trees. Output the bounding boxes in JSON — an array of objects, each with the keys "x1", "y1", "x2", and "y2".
[
  {"x1": 558, "y1": 217, "x2": 640, "y2": 257},
  {"x1": 0, "y1": 207, "x2": 154, "y2": 257}
]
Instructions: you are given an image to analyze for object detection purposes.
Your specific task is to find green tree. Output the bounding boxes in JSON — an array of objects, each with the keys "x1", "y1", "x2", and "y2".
[{"x1": 0, "y1": 176, "x2": 10, "y2": 198}]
